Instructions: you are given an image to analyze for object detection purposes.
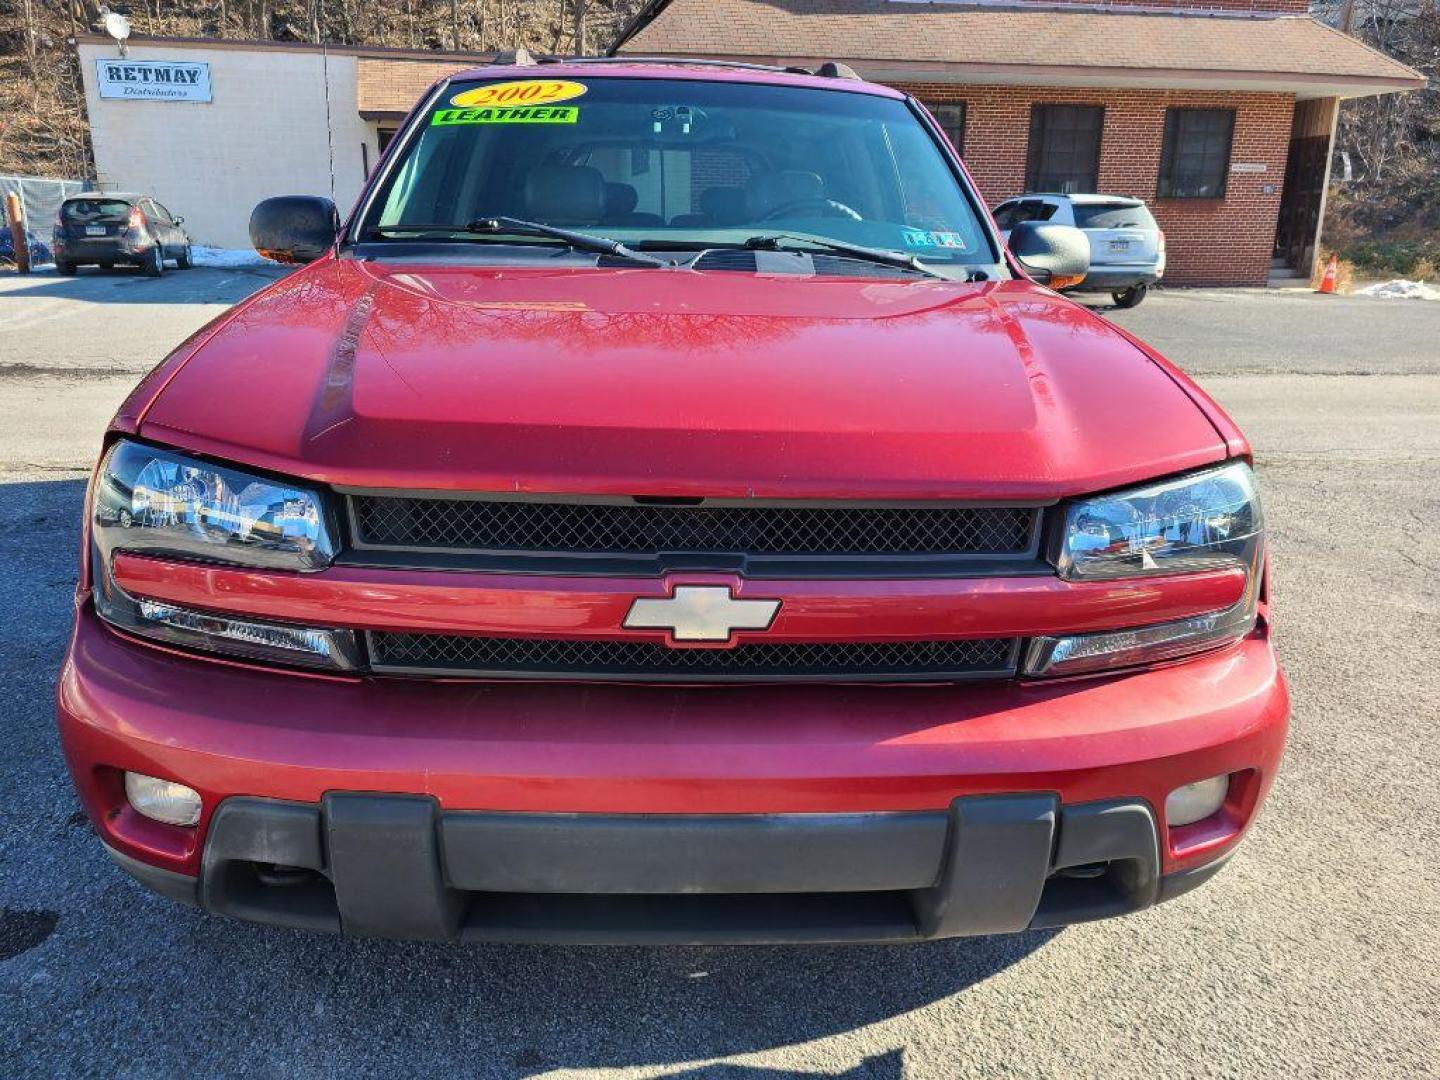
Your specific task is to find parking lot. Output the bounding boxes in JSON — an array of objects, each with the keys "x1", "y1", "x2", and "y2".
[{"x1": 1, "y1": 268, "x2": 1437, "y2": 1078}]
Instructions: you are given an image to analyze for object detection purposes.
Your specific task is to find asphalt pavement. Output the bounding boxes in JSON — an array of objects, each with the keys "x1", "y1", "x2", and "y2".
[{"x1": 0, "y1": 268, "x2": 1437, "y2": 1078}]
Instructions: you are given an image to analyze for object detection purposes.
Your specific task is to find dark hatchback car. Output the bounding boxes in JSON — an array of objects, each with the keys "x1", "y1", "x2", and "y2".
[{"x1": 52, "y1": 193, "x2": 192, "y2": 277}]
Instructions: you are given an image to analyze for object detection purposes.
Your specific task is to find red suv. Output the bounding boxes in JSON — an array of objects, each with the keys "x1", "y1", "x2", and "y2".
[{"x1": 57, "y1": 61, "x2": 1287, "y2": 943}]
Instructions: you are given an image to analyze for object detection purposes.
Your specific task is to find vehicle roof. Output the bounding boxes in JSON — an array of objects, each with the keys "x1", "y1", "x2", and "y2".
[
  {"x1": 64, "y1": 192, "x2": 143, "y2": 202},
  {"x1": 442, "y1": 59, "x2": 907, "y2": 99},
  {"x1": 1008, "y1": 193, "x2": 1146, "y2": 205}
]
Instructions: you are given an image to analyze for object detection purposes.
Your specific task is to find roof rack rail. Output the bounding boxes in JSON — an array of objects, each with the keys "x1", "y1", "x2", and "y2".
[
  {"x1": 816, "y1": 61, "x2": 861, "y2": 80},
  {"x1": 544, "y1": 55, "x2": 813, "y2": 76},
  {"x1": 491, "y1": 47, "x2": 539, "y2": 66}
]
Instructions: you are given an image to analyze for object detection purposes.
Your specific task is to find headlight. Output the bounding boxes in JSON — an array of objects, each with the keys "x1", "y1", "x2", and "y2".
[
  {"x1": 1054, "y1": 462, "x2": 1262, "y2": 581},
  {"x1": 93, "y1": 440, "x2": 336, "y2": 572},
  {"x1": 91, "y1": 440, "x2": 356, "y2": 670},
  {"x1": 1028, "y1": 462, "x2": 1266, "y2": 677}
]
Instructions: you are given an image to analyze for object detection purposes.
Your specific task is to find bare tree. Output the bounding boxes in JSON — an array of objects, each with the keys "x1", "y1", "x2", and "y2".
[{"x1": 572, "y1": 0, "x2": 587, "y2": 54}]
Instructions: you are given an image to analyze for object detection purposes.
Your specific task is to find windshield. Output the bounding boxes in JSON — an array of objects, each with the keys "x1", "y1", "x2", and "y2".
[{"x1": 359, "y1": 76, "x2": 996, "y2": 266}]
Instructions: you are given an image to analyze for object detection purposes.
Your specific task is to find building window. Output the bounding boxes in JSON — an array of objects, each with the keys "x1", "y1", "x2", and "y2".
[
  {"x1": 1025, "y1": 105, "x2": 1104, "y2": 194},
  {"x1": 924, "y1": 101, "x2": 966, "y2": 155},
  {"x1": 1158, "y1": 108, "x2": 1235, "y2": 198}
]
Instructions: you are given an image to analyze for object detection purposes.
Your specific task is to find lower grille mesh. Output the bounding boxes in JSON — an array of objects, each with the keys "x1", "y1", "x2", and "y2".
[{"x1": 368, "y1": 633, "x2": 1019, "y2": 681}]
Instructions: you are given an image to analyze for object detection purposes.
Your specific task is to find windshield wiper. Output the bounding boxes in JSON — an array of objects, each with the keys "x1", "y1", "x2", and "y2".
[
  {"x1": 742, "y1": 233, "x2": 947, "y2": 279},
  {"x1": 469, "y1": 216, "x2": 672, "y2": 266},
  {"x1": 367, "y1": 217, "x2": 670, "y2": 267}
]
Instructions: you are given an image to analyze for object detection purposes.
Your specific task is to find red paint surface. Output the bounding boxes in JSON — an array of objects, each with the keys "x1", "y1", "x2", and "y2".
[
  {"x1": 136, "y1": 258, "x2": 1228, "y2": 500},
  {"x1": 113, "y1": 553, "x2": 1247, "y2": 644},
  {"x1": 60, "y1": 64, "x2": 1289, "y2": 903},
  {"x1": 58, "y1": 608, "x2": 1287, "y2": 879}
]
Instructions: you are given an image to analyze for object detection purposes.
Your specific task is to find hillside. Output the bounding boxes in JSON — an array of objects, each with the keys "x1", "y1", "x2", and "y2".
[{"x1": 1314, "y1": 1, "x2": 1440, "y2": 276}]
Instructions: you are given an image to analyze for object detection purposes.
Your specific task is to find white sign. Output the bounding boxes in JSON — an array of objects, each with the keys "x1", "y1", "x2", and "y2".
[
  {"x1": 95, "y1": 59, "x2": 211, "y2": 102},
  {"x1": 1230, "y1": 162, "x2": 1267, "y2": 174}
]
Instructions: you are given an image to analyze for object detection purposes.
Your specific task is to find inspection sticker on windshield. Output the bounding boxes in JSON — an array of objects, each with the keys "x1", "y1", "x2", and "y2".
[
  {"x1": 432, "y1": 105, "x2": 579, "y2": 126},
  {"x1": 450, "y1": 79, "x2": 588, "y2": 108},
  {"x1": 901, "y1": 228, "x2": 972, "y2": 251}
]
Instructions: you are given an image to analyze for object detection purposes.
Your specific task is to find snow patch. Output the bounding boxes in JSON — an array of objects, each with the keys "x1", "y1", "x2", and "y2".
[
  {"x1": 190, "y1": 246, "x2": 275, "y2": 269},
  {"x1": 1356, "y1": 279, "x2": 1440, "y2": 301}
]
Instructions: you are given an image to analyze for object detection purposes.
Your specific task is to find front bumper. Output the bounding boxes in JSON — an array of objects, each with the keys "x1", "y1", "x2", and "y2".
[
  {"x1": 59, "y1": 605, "x2": 1288, "y2": 943},
  {"x1": 103, "y1": 793, "x2": 1230, "y2": 944}
]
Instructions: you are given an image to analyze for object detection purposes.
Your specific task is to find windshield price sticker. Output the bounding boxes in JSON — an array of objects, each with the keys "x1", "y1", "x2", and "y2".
[
  {"x1": 901, "y1": 228, "x2": 972, "y2": 251},
  {"x1": 432, "y1": 105, "x2": 579, "y2": 126},
  {"x1": 449, "y1": 80, "x2": 588, "y2": 108}
]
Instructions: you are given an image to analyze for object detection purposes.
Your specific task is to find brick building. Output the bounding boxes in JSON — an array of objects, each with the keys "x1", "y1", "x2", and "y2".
[{"x1": 610, "y1": 0, "x2": 1424, "y2": 286}]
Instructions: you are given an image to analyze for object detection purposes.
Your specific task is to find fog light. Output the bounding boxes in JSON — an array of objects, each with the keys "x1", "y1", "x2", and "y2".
[
  {"x1": 1165, "y1": 774, "x2": 1229, "y2": 827},
  {"x1": 124, "y1": 771, "x2": 202, "y2": 827}
]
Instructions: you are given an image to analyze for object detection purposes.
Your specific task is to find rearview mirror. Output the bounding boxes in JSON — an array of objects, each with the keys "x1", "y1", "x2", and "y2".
[
  {"x1": 1008, "y1": 221, "x2": 1090, "y2": 289},
  {"x1": 249, "y1": 196, "x2": 339, "y2": 264}
]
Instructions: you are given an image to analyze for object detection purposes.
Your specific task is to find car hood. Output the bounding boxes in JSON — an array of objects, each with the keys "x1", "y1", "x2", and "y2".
[{"x1": 138, "y1": 257, "x2": 1227, "y2": 500}]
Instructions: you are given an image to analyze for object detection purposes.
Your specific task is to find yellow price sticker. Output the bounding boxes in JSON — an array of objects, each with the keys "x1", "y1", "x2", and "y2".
[{"x1": 450, "y1": 80, "x2": 588, "y2": 109}]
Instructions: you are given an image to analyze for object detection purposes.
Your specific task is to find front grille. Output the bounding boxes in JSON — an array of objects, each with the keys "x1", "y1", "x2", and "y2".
[
  {"x1": 367, "y1": 632, "x2": 1019, "y2": 681},
  {"x1": 350, "y1": 497, "x2": 1036, "y2": 558}
]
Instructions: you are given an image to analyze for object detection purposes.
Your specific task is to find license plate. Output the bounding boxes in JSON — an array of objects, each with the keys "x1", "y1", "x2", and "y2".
[
  {"x1": 85, "y1": 225, "x2": 106, "y2": 236},
  {"x1": 1108, "y1": 239, "x2": 1131, "y2": 253}
]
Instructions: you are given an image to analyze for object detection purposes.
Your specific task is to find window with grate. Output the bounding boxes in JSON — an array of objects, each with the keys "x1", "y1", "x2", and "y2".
[
  {"x1": 1158, "y1": 108, "x2": 1235, "y2": 199},
  {"x1": 1025, "y1": 105, "x2": 1104, "y2": 194},
  {"x1": 924, "y1": 101, "x2": 967, "y2": 156}
]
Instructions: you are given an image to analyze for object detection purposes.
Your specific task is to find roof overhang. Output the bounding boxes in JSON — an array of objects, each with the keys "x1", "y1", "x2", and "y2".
[
  {"x1": 629, "y1": 51, "x2": 1424, "y2": 100},
  {"x1": 612, "y1": 0, "x2": 1426, "y2": 102}
]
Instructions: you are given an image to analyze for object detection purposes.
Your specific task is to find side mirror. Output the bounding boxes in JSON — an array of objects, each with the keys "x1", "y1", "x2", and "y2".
[
  {"x1": 249, "y1": 196, "x2": 339, "y2": 264},
  {"x1": 1008, "y1": 221, "x2": 1090, "y2": 289},
  {"x1": 172, "y1": 216, "x2": 184, "y2": 225}
]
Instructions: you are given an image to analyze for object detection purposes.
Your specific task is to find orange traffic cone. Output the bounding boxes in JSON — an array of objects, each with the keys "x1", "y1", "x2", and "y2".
[{"x1": 1317, "y1": 254, "x2": 1338, "y2": 294}]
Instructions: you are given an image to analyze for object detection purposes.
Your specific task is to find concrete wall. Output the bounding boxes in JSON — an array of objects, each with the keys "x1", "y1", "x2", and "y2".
[
  {"x1": 78, "y1": 41, "x2": 379, "y2": 248},
  {"x1": 902, "y1": 82, "x2": 1295, "y2": 288}
]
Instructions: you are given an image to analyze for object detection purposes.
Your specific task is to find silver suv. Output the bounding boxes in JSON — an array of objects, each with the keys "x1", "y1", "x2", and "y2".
[{"x1": 993, "y1": 194, "x2": 1164, "y2": 308}]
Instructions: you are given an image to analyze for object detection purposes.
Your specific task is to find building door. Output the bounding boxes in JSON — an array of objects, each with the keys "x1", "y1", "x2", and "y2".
[{"x1": 1274, "y1": 97, "x2": 1338, "y2": 274}]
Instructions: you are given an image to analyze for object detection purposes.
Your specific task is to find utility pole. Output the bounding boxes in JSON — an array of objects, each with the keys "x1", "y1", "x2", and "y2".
[{"x1": 6, "y1": 193, "x2": 31, "y2": 276}]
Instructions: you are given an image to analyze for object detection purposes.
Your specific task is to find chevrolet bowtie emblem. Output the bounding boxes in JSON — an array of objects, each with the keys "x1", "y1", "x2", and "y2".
[{"x1": 623, "y1": 585, "x2": 781, "y2": 643}]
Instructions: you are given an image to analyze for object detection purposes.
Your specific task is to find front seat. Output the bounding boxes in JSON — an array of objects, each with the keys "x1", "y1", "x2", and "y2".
[
  {"x1": 602, "y1": 182, "x2": 665, "y2": 227},
  {"x1": 523, "y1": 165, "x2": 607, "y2": 227},
  {"x1": 671, "y1": 186, "x2": 747, "y2": 229},
  {"x1": 744, "y1": 170, "x2": 826, "y2": 220}
]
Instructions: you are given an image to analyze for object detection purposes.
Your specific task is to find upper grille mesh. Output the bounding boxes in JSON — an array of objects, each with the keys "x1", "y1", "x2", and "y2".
[
  {"x1": 368, "y1": 632, "x2": 1018, "y2": 680},
  {"x1": 350, "y1": 497, "x2": 1035, "y2": 557}
]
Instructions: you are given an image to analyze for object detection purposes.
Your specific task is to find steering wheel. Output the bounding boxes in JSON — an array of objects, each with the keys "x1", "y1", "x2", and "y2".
[{"x1": 760, "y1": 198, "x2": 864, "y2": 222}]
